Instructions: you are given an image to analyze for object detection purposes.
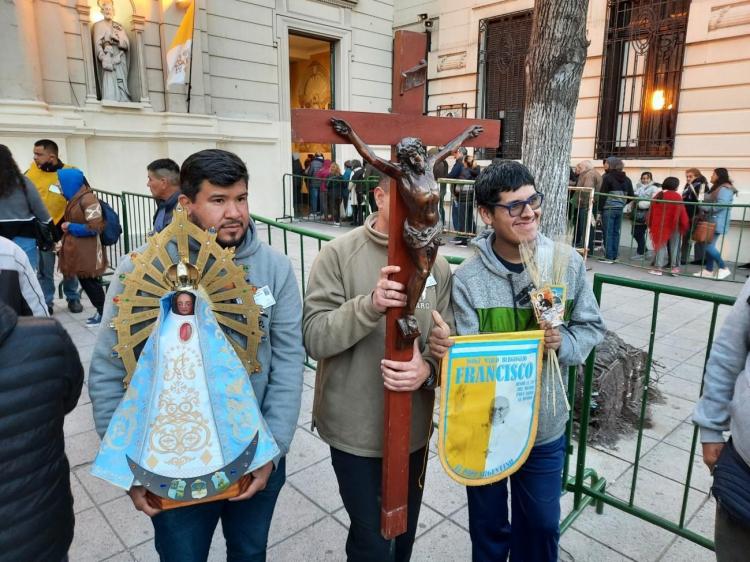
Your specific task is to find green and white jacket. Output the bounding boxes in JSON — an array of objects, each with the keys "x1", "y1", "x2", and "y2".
[{"x1": 452, "y1": 230, "x2": 606, "y2": 445}]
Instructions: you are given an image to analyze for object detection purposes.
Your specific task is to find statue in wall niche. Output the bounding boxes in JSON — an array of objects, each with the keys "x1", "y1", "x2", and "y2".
[{"x1": 92, "y1": 0, "x2": 131, "y2": 102}]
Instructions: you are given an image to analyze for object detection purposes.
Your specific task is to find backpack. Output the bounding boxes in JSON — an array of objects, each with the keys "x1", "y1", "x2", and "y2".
[{"x1": 99, "y1": 199, "x2": 122, "y2": 246}]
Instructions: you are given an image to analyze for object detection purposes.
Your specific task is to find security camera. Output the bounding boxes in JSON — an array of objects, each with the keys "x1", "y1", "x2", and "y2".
[
  {"x1": 424, "y1": 20, "x2": 433, "y2": 28},
  {"x1": 418, "y1": 13, "x2": 428, "y2": 21}
]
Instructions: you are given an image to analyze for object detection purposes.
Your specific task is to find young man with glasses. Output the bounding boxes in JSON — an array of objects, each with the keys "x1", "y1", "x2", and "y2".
[{"x1": 429, "y1": 161, "x2": 605, "y2": 561}]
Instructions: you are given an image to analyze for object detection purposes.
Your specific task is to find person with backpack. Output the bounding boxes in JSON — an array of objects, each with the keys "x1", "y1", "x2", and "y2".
[{"x1": 57, "y1": 168, "x2": 108, "y2": 325}]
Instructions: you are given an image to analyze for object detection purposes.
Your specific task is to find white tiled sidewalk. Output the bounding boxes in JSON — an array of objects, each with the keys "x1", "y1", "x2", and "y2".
[{"x1": 59, "y1": 224, "x2": 743, "y2": 561}]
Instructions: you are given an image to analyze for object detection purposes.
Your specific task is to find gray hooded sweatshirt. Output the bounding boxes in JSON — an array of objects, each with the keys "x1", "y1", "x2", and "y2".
[
  {"x1": 452, "y1": 230, "x2": 606, "y2": 445},
  {"x1": 88, "y1": 220, "x2": 305, "y2": 465},
  {"x1": 694, "y1": 278, "x2": 750, "y2": 466}
]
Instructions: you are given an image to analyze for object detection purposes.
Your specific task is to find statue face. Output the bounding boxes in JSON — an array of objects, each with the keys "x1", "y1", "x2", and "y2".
[
  {"x1": 408, "y1": 152, "x2": 426, "y2": 175},
  {"x1": 99, "y1": 0, "x2": 114, "y2": 20},
  {"x1": 175, "y1": 293, "x2": 195, "y2": 315}
]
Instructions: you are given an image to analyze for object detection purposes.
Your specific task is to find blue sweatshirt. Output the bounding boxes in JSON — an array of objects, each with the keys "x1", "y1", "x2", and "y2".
[{"x1": 694, "y1": 278, "x2": 750, "y2": 466}]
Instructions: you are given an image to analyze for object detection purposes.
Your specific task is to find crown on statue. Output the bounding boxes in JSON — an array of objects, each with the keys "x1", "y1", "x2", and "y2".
[{"x1": 164, "y1": 259, "x2": 200, "y2": 291}]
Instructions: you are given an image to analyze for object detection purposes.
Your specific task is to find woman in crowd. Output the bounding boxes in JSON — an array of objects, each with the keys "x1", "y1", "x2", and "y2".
[
  {"x1": 647, "y1": 177, "x2": 689, "y2": 276},
  {"x1": 315, "y1": 159, "x2": 332, "y2": 221},
  {"x1": 57, "y1": 168, "x2": 108, "y2": 325},
  {"x1": 694, "y1": 168, "x2": 737, "y2": 280},
  {"x1": 327, "y1": 162, "x2": 345, "y2": 226},
  {"x1": 0, "y1": 145, "x2": 52, "y2": 271},
  {"x1": 681, "y1": 168, "x2": 709, "y2": 265},
  {"x1": 632, "y1": 171, "x2": 659, "y2": 259}
]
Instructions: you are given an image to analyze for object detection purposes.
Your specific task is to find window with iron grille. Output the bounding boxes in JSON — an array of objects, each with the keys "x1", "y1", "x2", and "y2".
[
  {"x1": 477, "y1": 11, "x2": 533, "y2": 160},
  {"x1": 595, "y1": 0, "x2": 691, "y2": 159}
]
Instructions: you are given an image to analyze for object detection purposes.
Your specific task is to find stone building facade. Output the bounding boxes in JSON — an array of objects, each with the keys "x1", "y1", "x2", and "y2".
[{"x1": 0, "y1": 0, "x2": 394, "y2": 217}]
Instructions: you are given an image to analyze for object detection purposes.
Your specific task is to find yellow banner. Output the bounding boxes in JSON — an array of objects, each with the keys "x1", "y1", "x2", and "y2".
[
  {"x1": 438, "y1": 331, "x2": 544, "y2": 486},
  {"x1": 166, "y1": 1, "x2": 195, "y2": 86}
]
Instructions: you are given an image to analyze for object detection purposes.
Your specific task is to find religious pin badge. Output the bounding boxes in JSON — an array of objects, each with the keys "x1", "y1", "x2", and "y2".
[
  {"x1": 253, "y1": 286, "x2": 276, "y2": 308},
  {"x1": 438, "y1": 331, "x2": 545, "y2": 486},
  {"x1": 529, "y1": 285, "x2": 566, "y2": 327}
]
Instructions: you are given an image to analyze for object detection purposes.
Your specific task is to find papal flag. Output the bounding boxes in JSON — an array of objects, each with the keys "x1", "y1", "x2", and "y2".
[
  {"x1": 438, "y1": 332, "x2": 545, "y2": 486},
  {"x1": 166, "y1": 0, "x2": 195, "y2": 87}
]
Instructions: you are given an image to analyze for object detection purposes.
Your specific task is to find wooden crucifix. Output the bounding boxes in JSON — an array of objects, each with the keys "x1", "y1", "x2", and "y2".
[{"x1": 290, "y1": 31, "x2": 500, "y2": 540}]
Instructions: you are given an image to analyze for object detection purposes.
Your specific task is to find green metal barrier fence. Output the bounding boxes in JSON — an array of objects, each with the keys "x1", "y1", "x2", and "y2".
[
  {"x1": 570, "y1": 273, "x2": 736, "y2": 550},
  {"x1": 99, "y1": 190, "x2": 728, "y2": 550}
]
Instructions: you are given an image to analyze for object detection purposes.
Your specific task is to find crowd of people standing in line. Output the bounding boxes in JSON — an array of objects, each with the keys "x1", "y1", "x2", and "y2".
[
  {"x1": 572, "y1": 156, "x2": 739, "y2": 279},
  {"x1": 291, "y1": 148, "x2": 484, "y2": 243}
]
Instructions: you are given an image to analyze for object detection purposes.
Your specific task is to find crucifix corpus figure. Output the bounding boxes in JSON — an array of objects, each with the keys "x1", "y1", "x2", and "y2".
[{"x1": 331, "y1": 117, "x2": 483, "y2": 345}]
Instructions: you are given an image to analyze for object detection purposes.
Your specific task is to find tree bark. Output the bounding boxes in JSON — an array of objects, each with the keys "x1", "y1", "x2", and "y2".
[{"x1": 521, "y1": 0, "x2": 590, "y2": 238}]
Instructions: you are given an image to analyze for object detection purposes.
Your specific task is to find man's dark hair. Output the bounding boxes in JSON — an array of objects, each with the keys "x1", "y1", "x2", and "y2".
[
  {"x1": 34, "y1": 139, "x2": 59, "y2": 156},
  {"x1": 474, "y1": 160, "x2": 535, "y2": 207},
  {"x1": 180, "y1": 149, "x2": 249, "y2": 201},
  {"x1": 148, "y1": 158, "x2": 180, "y2": 175}
]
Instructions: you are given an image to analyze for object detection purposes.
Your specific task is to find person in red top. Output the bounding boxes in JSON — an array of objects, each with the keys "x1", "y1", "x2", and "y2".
[{"x1": 648, "y1": 176, "x2": 689, "y2": 276}]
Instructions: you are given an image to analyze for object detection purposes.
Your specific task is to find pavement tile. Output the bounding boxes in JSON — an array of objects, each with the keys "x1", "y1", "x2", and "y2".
[
  {"x1": 65, "y1": 401, "x2": 95, "y2": 436},
  {"x1": 75, "y1": 465, "x2": 128, "y2": 505},
  {"x1": 648, "y1": 395, "x2": 696, "y2": 425},
  {"x1": 669, "y1": 361, "x2": 706, "y2": 385},
  {"x1": 69, "y1": 507, "x2": 125, "y2": 561},
  {"x1": 450, "y1": 504, "x2": 469, "y2": 532},
  {"x1": 640, "y1": 441, "x2": 712, "y2": 493},
  {"x1": 130, "y1": 541, "x2": 159, "y2": 562},
  {"x1": 411, "y1": 519, "x2": 472, "y2": 560},
  {"x1": 571, "y1": 502, "x2": 676, "y2": 561},
  {"x1": 559, "y1": 527, "x2": 635, "y2": 561},
  {"x1": 591, "y1": 432, "x2": 658, "y2": 465},
  {"x1": 72, "y1": 472, "x2": 94, "y2": 513},
  {"x1": 416, "y1": 504, "x2": 445, "y2": 538},
  {"x1": 297, "y1": 386, "x2": 314, "y2": 427},
  {"x1": 663, "y1": 422, "x2": 704, "y2": 456},
  {"x1": 268, "y1": 482, "x2": 327, "y2": 546},
  {"x1": 658, "y1": 498, "x2": 716, "y2": 561},
  {"x1": 268, "y1": 516, "x2": 347, "y2": 561},
  {"x1": 574, "y1": 443, "x2": 633, "y2": 483},
  {"x1": 287, "y1": 458, "x2": 343, "y2": 513},
  {"x1": 421, "y1": 457, "x2": 467, "y2": 516},
  {"x1": 66, "y1": 429, "x2": 102, "y2": 468},
  {"x1": 608, "y1": 466, "x2": 704, "y2": 523},
  {"x1": 100, "y1": 495, "x2": 155, "y2": 548},
  {"x1": 657, "y1": 373, "x2": 702, "y2": 403},
  {"x1": 103, "y1": 552, "x2": 135, "y2": 561},
  {"x1": 285, "y1": 428, "x2": 331, "y2": 477}
]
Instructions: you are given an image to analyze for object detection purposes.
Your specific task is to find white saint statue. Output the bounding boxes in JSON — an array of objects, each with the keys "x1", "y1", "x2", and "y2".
[{"x1": 92, "y1": 0, "x2": 131, "y2": 102}]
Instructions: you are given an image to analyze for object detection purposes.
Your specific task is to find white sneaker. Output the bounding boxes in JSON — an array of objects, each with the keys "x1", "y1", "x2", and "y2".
[
  {"x1": 717, "y1": 268, "x2": 732, "y2": 280},
  {"x1": 693, "y1": 269, "x2": 715, "y2": 278}
]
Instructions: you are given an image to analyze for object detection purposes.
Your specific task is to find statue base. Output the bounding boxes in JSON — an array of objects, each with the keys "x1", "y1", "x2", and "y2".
[
  {"x1": 152, "y1": 480, "x2": 243, "y2": 511},
  {"x1": 397, "y1": 315, "x2": 421, "y2": 349}
]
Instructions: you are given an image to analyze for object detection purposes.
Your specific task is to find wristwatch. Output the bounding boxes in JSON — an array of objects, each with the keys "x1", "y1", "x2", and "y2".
[{"x1": 421, "y1": 363, "x2": 438, "y2": 390}]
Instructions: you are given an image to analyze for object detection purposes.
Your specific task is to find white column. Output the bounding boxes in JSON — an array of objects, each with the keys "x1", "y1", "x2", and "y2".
[
  {"x1": 76, "y1": 1, "x2": 98, "y2": 104},
  {"x1": 131, "y1": 14, "x2": 152, "y2": 107}
]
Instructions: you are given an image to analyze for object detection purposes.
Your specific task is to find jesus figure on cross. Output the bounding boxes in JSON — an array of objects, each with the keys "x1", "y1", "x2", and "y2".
[{"x1": 330, "y1": 117, "x2": 483, "y2": 343}]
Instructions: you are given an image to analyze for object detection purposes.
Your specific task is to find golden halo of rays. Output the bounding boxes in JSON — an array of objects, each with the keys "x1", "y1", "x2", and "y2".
[{"x1": 110, "y1": 206, "x2": 264, "y2": 387}]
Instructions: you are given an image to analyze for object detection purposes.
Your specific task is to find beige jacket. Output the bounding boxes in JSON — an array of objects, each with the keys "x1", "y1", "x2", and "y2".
[
  {"x1": 303, "y1": 213, "x2": 454, "y2": 457},
  {"x1": 573, "y1": 168, "x2": 604, "y2": 208}
]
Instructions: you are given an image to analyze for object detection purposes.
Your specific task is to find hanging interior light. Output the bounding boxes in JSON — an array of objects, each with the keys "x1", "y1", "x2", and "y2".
[{"x1": 651, "y1": 89, "x2": 666, "y2": 111}]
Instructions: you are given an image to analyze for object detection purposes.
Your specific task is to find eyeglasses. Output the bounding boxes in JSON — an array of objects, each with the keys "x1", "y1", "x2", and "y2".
[{"x1": 489, "y1": 192, "x2": 544, "y2": 217}]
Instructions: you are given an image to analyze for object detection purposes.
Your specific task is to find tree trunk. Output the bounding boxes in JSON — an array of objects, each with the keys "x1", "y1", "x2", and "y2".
[{"x1": 521, "y1": 0, "x2": 590, "y2": 239}]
